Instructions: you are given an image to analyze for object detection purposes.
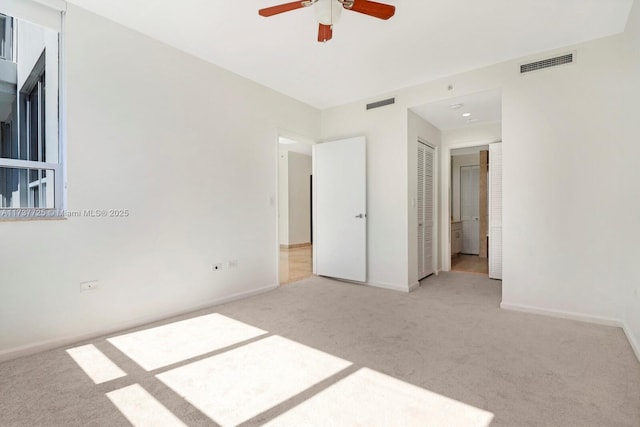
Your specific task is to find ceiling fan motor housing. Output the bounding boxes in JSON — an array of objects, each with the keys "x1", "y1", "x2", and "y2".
[{"x1": 315, "y1": 0, "x2": 343, "y2": 25}]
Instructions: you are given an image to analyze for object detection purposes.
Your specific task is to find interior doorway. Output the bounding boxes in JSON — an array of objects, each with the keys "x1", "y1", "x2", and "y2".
[
  {"x1": 451, "y1": 147, "x2": 488, "y2": 275},
  {"x1": 278, "y1": 136, "x2": 313, "y2": 285},
  {"x1": 410, "y1": 88, "x2": 502, "y2": 279}
]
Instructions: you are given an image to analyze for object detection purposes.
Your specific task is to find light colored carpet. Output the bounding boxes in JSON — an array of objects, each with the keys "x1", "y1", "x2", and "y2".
[{"x1": 1, "y1": 273, "x2": 639, "y2": 426}]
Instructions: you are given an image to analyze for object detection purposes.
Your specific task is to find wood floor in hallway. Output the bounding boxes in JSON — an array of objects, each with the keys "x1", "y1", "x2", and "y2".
[
  {"x1": 451, "y1": 254, "x2": 489, "y2": 275},
  {"x1": 279, "y1": 245, "x2": 313, "y2": 284}
]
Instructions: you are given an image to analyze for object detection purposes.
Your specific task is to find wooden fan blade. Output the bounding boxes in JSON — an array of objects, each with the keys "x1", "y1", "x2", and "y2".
[
  {"x1": 259, "y1": 1, "x2": 305, "y2": 17},
  {"x1": 345, "y1": 0, "x2": 395, "y2": 20},
  {"x1": 318, "y1": 23, "x2": 333, "y2": 42}
]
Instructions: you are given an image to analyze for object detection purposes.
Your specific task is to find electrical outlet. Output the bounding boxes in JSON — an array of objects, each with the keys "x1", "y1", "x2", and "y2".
[
  {"x1": 211, "y1": 263, "x2": 223, "y2": 272},
  {"x1": 80, "y1": 281, "x2": 99, "y2": 292},
  {"x1": 227, "y1": 260, "x2": 239, "y2": 269}
]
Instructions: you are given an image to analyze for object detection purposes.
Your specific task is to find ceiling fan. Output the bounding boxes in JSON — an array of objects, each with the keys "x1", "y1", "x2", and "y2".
[{"x1": 258, "y1": 0, "x2": 396, "y2": 43}]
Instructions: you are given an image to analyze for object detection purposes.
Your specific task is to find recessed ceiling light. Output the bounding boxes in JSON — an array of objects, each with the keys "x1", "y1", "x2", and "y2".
[
  {"x1": 462, "y1": 112, "x2": 471, "y2": 117},
  {"x1": 449, "y1": 103, "x2": 464, "y2": 110}
]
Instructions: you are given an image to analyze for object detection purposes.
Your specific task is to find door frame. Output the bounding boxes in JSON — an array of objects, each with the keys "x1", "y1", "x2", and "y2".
[{"x1": 442, "y1": 138, "x2": 501, "y2": 272}]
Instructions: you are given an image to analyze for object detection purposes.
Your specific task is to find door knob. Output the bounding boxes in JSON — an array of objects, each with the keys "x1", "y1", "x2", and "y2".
[{"x1": 355, "y1": 213, "x2": 366, "y2": 218}]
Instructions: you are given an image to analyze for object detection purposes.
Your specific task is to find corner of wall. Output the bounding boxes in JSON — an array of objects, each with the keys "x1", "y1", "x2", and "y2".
[{"x1": 623, "y1": 322, "x2": 640, "y2": 364}]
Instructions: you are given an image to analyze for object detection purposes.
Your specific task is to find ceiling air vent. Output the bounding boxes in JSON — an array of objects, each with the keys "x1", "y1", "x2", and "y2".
[
  {"x1": 366, "y1": 97, "x2": 395, "y2": 110},
  {"x1": 520, "y1": 52, "x2": 575, "y2": 74}
]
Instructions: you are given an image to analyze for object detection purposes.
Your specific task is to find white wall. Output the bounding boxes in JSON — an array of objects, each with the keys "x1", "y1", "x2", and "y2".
[
  {"x1": 321, "y1": 100, "x2": 410, "y2": 292},
  {"x1": 324, "y1": 22, "x2": 640, "y2": 338},
  {"x1": 286, "y1": 151, "x2": 311, "y2": 245},
  {"x1": 443, "y1": 122, "x2": 502, "y2": 148},
  {"x1": 0, "y1": 5, "x2": 320, "y2": 358},
  {"x1": 499, "y1": 35, "x2": 635, "y2": 323}
]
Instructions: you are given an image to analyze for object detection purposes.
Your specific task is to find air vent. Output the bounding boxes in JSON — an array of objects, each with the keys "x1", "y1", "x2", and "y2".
[
  {"x1": 366, "y1": 97, "x2": 395, "y2": 110},
  {"x1": 520, "y1": 53, "x2": 574, "y2": 74}
]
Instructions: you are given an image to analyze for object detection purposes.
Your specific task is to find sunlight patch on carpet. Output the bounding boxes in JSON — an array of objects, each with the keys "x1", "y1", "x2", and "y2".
[
  {"x1": 264, "y1": 368, "x2": 495, "y2": 427},
  {"x1": 106, "y1": 384, "x2": 187, "y2": 427},
  {"x1": 107, "y1": 313, "x2": 266, "y2": 371},
  {"x1": 156, "y1": 335, "x2": 352, "y2": 427},
  {"x1": 66, "y1": 344, "x2": 126, "y2": 384}
]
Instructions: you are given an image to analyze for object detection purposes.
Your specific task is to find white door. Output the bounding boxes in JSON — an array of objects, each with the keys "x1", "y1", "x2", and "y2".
[
  {"x1": 417, "y1": 143, "x2": 434, "y2": 279},
  {"x1": 313, "y1": 136, "x2": 367, "y2": 282},
  {"x1": 489, "y1": 143, "x2": 502, "y2": 279},
  {"x1": 461, "y1": 165, "x2": 480, "y2": 255}
]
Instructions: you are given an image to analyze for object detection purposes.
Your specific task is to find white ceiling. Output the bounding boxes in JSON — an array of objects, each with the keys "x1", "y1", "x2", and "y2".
[
  {"x1": 451, "y1": 145, "x2": 489, "y2": 156},
  {"x1": 279, "y1": 137, "x2": 313, "y2": 155},
  {"x1": 66, "y1": 0, "x2": 633, "y2": 109},
  {"x1": 412, "y1": 89, "x2": 501, "y2": 131}
]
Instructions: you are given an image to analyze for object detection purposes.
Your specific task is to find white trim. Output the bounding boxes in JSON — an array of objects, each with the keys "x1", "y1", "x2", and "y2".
[
  {"x1": 0, "y1": 158, "x2": 59, "y2": 170},
  {"x1": 0, "y1": 159, "x2": 62, "y2": 210},
  {"x1": 58, "y1": 9, "x2": 66, "y2": 208},
  {"x1": 313, "y1": 277, "x2": 409, "y2": 293},
  {"x1": 0, "y1": 283, "x2": 278, "y2": 363},
  {"x1": 275, "y1": 129, "x2": 282, "y2": 286},
  {"x1": 409, "y1": 281, "x2": 420, "y2": 292},
  {"x1": 501, "y1": 303, "x2": 639, "y2": 365},
  {"x1": 366, "y1": 280, "x2": 410, "y2": 293},
  {"x1": 312, "y1": 142, "x2": 317, "y2": 275},
  {"x1": 500, "y1": 302, "x2": 622, "y2": 328},
  {"x1": 623, "y1": 322, "x2": 640, "y2": 364}
]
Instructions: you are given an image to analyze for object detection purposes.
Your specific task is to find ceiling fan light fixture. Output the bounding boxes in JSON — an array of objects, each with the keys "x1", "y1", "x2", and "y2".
[
  {"x1": 259, "y1": 0, "x2": 396, "y2": 42},
  {"x1": 315, "y1": 0, "x2": 342, "y2": 25}
]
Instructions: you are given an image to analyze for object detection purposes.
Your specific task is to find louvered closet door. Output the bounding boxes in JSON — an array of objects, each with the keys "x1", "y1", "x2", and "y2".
[
  {"x1": 489, "y1": 143, "x2": 502, "y2": 280},
  {"x1": 418, "y1": 143, "x2": 434, "y2": 279}
]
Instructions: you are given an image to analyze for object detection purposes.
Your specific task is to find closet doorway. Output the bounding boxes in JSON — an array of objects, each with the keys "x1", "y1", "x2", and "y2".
[{"x1": 417, "y1": 141, "x2": 435, "y2": 280}]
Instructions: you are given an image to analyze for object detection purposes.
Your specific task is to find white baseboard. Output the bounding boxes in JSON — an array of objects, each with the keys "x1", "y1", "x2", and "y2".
[
  {"x1": 0, "y1": 284, "x2": 278, "y2": 363},
  {"x1": 279, "y1": 242, "x2": 312, "y2": 249},
  {"x1": 366, "y1": 281, "x2": 411, "y2": 293},
  {"x1": 623, "y1": 322, "x2": 640, "y2": 364},
  {"x1": 408, "y1": 282, "x2": 420, "y2": 292},
  {"x1": 500, "y1": 302, "x2": 623, "y2": 328}
]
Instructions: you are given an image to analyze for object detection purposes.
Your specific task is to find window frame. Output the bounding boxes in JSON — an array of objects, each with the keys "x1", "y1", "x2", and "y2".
[{"x1": 0, "y1": 7, "x2": 64, "y2": 219}]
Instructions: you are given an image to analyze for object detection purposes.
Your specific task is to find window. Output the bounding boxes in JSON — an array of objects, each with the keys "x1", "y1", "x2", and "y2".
[
  {"x1": 0, "y1": 14, "x2": 13, "y2": 61},
  {"x1": 0, "y1": 8, "x2": 62, "y2": 217}
]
